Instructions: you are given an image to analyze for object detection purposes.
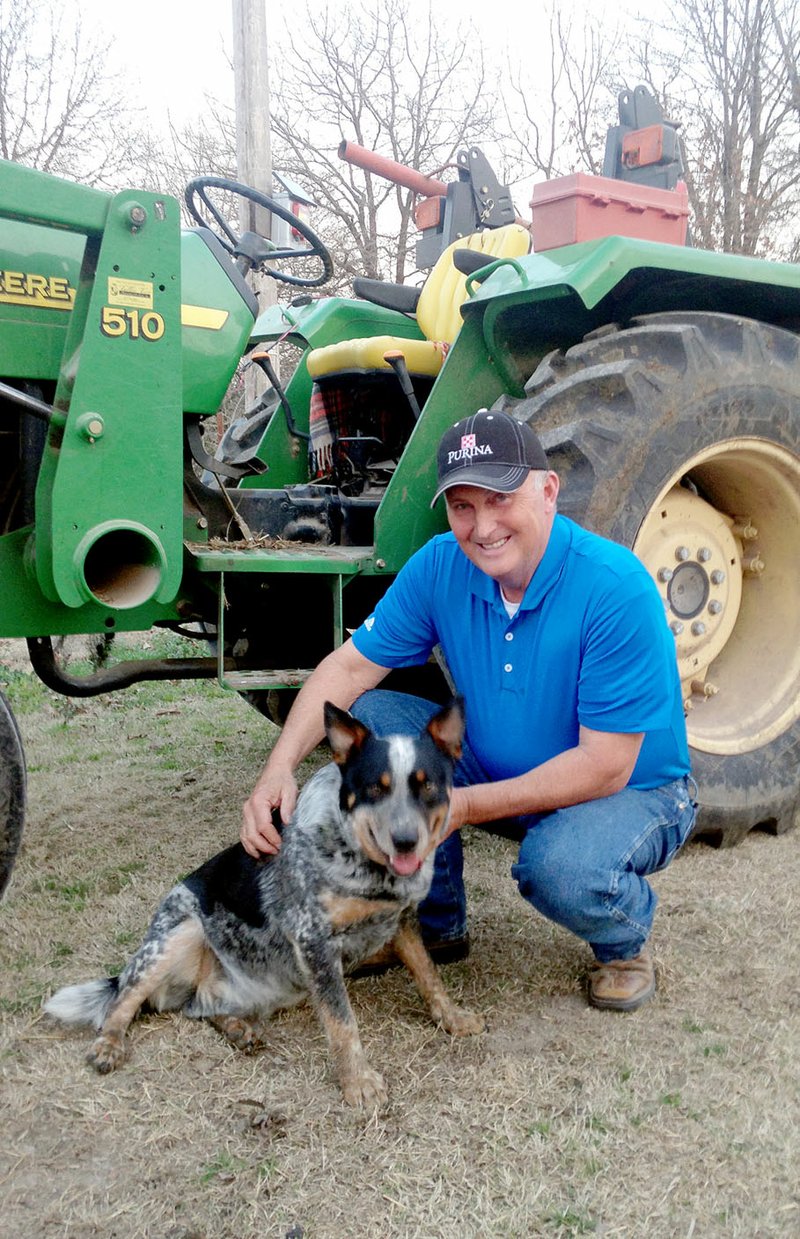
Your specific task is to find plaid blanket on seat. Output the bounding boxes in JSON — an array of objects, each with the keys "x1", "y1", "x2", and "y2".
[{"x1": 309, "y1": 381, "x2": 351, "y2": 479}]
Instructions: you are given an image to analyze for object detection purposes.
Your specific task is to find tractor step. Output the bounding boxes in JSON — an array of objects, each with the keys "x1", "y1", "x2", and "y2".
[
  {"x1": 221, "y1": 668, "x2": 314, "y2": 690},
  {"x1": 184, "y1": 543, "x2": 377, "y2": 693},
  {"x1": 186, "y1": 544, "x2": 373, "y2": 574}
]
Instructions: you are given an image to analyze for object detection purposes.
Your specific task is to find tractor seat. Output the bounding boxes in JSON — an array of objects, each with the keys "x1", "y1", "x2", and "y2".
[{"x1": 306, "y1": 223, "x2": 531, "y2": 381}]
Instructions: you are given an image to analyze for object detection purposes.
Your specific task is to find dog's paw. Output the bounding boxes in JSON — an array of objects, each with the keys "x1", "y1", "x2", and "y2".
[
  {"x1": 438, "y1": 1004, "x2": 485, "y2": 1037},
  {"x1": 340, "y1": 1065, "x2": 388, "y2": 1109},
  {"x1": 209, "y1": 1014, "x2": 267, "y2": 1054},
  {"x1": 86, "y1": 1032, "x2": 126, "y2": 1073}
]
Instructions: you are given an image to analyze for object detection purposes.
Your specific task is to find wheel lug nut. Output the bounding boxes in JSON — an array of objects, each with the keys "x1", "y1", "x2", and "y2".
[
  {"x1": 710, "y1": 569, "x2": 726, "y2": 585},
  {"x1": 675, "y1": 546, "x2": 690, "y2": 561},
  {"x1": 691, "y1": 679, "x2": 718, "y2": 697},
  {"x1": 691, "y1": 621, "x2": 706, "y2": 636},
  {"x1": 670, "y1": 620, "x2": 684, "y2": 636},
  {"x1": 697, "y1": 547, "x2": 712, "y2": 562},
  {"x1": 658, "y1": 567, "x2": 673, "y2": 582},
  {"x1": 708, "y1": 600, "x2": 723, "y2": 615},
  {"x1": 743, "y1": 555, "x2": 765, "y2": 575}
]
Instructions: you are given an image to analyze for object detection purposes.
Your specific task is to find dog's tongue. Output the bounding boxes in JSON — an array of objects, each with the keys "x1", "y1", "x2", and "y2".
[{"x1": 391, "y1": 853, "x2": 422, "y2": 876}]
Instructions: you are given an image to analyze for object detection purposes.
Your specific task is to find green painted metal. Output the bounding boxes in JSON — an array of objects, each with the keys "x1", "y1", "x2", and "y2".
[
  {"x1": 465, "y1": 235, "x2": 800, "y2": 311},
  {"x1": 33, "y1": 188, "x2": 185, "y2": 611},
  {"x1": 0, "y1": 218, "x2": 85, "y2": 380},
  {"x1": 180, "y1": 231, "x2": 258, "y2": 414},
  {"x1": 189, "y1": 545, "x2": 370, "y2": 573},
  {"x1": 0, "y1": 158, "x2": 110, "y2": 234},
  {"x1": 462, "y1": 236, "x2": 800, "y2": 390},
  {"x1": 0, "y1": 179, "x2": 254, "y2": 411},
  {"x1": 250, "y1": 296, "x2": 426, "y2": 347},
  {"x1": 0, "y1": 528, "x2": 178, "y2": 637}
]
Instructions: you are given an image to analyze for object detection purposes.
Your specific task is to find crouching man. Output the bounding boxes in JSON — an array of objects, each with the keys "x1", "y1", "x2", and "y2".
[{"x1": 242, "y1": 409, "x2": 697, "y2": 1011}]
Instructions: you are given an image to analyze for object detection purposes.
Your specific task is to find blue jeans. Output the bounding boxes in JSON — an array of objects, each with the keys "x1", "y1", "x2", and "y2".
[{"x1": 352, "y1": 689, "x2": 697, "y2": 963}]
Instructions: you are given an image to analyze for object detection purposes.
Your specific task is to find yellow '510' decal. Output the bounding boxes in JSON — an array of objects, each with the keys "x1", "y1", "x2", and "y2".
[
  {"x1": 99, "y1": 305, "x2": 230, "y2": 338},
  {"x1": 100, "y1": 306, "x2": 165, "y2": 340}
]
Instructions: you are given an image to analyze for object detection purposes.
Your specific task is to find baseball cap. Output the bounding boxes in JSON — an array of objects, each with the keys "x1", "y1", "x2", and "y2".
[{"x1": 431, "y1": 409, "x2": 549, "y2": 506}]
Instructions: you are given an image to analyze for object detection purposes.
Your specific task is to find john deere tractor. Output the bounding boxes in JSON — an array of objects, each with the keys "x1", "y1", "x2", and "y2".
[{"x1": 1, "y1": 86, "x2": 799, "y2": 898}]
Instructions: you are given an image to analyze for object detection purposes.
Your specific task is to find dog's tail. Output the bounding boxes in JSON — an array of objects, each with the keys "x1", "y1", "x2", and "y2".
[{"x1": 43, "y1": 977, "x2": 119, "y2": 1029}]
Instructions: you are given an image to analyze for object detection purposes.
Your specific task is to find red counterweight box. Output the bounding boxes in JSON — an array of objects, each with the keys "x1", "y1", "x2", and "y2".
[{"x1": 530, "y1": 173, "x2": 689, "y2": 251}]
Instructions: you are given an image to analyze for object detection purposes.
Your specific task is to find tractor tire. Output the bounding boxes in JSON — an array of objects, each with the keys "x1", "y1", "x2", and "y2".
[
  {"x1": 0, "y1": 690, "x2": 26, "y2": 899},
  {"x1": 243, "y1": 688, "x2": 298, "y2": 728},
  {"x1": 509, "y1": 311, "x2": 800, "y2": 846}
]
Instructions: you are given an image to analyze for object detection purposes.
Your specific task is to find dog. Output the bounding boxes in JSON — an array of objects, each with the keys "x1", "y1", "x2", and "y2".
[{"x1": 44, "y1": 698, "x2": 483, "y2": 1107}]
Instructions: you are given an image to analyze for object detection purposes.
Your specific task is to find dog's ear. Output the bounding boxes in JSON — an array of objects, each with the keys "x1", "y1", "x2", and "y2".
[
  {"x1": 426, "y1": 696, "x2": 465, "y2": 761},
  {"x1": 324, "y1": 701, "x2": 371, "y2": 765}
]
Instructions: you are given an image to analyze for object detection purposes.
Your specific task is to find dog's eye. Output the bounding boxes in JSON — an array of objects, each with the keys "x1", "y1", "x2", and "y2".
[
  {"x1": 366, "y1": 782, "x2": 390, "y2": 801},
  {"x1": 417, "y1": 779, "x2": 440, "y2": 804}
]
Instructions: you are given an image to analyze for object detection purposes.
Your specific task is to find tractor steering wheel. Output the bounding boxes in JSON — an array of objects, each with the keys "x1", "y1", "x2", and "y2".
[{"x1": 185, "y1": 175, "x2": 334, "y2": 288}]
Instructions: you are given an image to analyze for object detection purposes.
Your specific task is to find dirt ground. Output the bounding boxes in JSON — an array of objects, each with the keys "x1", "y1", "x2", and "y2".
[{"x1": 1, "y1": 636, "x2": 798, "y2": 1238}]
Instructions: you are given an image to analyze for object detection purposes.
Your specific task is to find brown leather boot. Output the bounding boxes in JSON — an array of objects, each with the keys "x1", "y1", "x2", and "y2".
[{"x1": 588, "y1": 950, "x2": 655, "y2": 1011}]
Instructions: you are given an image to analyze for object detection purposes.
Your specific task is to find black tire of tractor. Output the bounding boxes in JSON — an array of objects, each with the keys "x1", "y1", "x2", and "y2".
[
  {"x1": 506, "y1": 310, "x2": 800, "y2": 847},
  {"x1": 243, "y1": 689, "x2": 298, "y2": 728},
  {"x1": 0, "y1": 690, "x2": 26, "y2": 899}
]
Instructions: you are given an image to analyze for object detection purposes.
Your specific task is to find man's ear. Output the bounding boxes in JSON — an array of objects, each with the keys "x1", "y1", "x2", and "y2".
[
  {"x1": 323, "y1": 702, "x2": 371, "y2": 765},
  {"x1": 543, "y1": 470, "x2": 560, "y2": 510}
]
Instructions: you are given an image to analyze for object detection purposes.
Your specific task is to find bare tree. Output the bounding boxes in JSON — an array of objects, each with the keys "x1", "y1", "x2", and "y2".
[
  {"x1": 630, "y1": 0, "x2": 800, "y2": 257},
  {"x1": 0, "y1": 0, "x2": 141, "y2": 187},
  {"x1": 267, "y1": 0, "x2": 501, "y2": 286},
  {"x1": 501, "y1": 7, "x2": 620, "y2": 192},
  {"x1": 133, "y1": 108, "x2": 238, "y2": 217}
]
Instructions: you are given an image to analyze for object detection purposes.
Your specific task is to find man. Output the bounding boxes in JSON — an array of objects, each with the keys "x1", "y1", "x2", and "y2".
[{"x1": 242, "y1": 409, "x2": 697, "y2": 1011}]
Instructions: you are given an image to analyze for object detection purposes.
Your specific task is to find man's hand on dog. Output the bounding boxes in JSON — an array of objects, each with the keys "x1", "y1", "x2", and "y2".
[{"x1": 241, "y1": 767, "x2": 297, "y2": 857}]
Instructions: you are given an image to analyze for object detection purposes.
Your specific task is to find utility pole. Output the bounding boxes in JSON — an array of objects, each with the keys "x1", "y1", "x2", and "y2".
[{"x1": 231, "y1": 0, "x2": 274, "y2": 410}]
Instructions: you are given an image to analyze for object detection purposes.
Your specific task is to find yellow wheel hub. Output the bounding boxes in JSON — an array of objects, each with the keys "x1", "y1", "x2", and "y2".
[{"x1": 633, "y1": 438, "x2": 800, "y2": 756}]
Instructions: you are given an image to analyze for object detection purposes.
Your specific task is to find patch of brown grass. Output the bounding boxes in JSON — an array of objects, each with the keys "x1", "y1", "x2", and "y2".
[{"x1": 1, "y1": 645, "x2": 798, "y2": 1237}]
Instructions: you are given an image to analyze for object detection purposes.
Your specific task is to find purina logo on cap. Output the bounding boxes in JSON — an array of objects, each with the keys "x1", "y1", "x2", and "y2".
[{"x1": 430, "y1": 409, "x2": 549, "y2": 506}]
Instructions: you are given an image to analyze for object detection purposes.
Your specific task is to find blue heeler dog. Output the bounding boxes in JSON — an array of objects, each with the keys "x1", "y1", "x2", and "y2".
[{"x1": 44, "y1": 698, "x2": 483, "y2": 1107}]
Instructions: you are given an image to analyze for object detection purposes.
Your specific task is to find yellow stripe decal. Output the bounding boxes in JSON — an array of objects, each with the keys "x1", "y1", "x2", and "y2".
[{"x1": 181, "y1": 304, "x2": 229, "y2": 330}]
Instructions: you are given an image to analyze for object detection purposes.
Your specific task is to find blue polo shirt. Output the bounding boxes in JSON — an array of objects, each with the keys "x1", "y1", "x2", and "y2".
[{"x1": 352, "y1": 515, "x2": 690, "y2": 789}]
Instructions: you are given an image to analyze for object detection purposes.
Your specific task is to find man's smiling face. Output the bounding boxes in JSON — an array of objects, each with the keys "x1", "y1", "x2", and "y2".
[{"x1": 444, "y1": 471, "x2": 559, "y2": 602}]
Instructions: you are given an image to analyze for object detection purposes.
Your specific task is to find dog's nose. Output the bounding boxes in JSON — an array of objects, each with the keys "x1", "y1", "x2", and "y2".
[{"x1": 390, "y1": 826, "x2": 419, "y2": 854}]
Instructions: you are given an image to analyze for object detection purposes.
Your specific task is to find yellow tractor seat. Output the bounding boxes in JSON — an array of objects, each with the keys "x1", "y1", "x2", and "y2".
[
  {"x1": 306, "y1": 223, "x2": 531, "y2": 381},
  {"x1": 309, "y1": 334, "x2": 451, "y2": 379}
]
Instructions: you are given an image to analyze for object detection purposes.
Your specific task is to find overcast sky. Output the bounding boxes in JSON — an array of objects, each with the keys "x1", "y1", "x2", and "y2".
[{"x1": 77, "y1": 0, "x2": 653, "y2": 133}]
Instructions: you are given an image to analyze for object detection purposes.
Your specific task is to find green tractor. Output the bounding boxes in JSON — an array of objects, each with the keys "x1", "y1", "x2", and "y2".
[{"x1": 2, "y1": 86, "x2": 799, "y2": 898}]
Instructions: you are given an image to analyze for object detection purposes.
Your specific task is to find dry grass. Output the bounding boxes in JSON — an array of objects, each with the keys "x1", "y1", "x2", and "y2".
[{"x1": 1, "y1": 635, "x2": 799, "y2": 1238}]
